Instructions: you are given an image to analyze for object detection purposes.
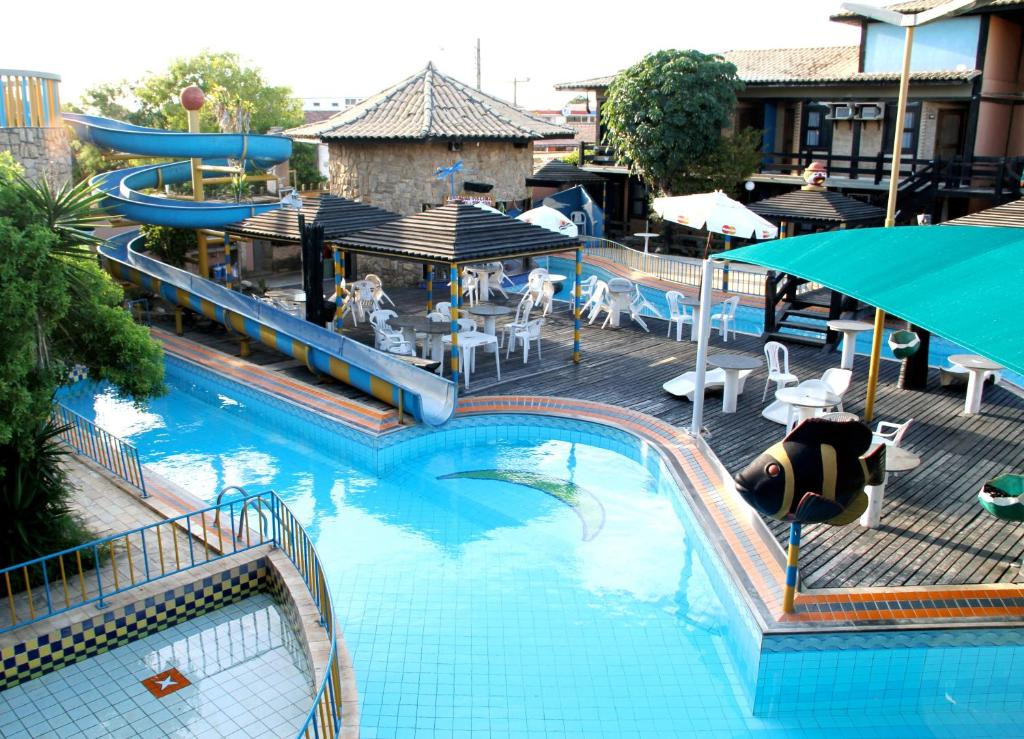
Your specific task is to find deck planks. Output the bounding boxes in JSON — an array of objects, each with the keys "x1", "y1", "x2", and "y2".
[{"x1": 170, "y1": 285, "x2": 1024, "y2": 589}]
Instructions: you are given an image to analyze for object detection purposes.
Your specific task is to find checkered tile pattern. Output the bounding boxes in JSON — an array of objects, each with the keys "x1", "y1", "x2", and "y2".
[{"x1": 0, "y1": 559, "x2": 267, "y2": 691}]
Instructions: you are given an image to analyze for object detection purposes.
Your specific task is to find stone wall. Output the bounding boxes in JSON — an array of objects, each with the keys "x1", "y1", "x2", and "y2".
[
  {"x1": 327, "y1": 139, "x2": 533, "y2": 215},
  {"x1": 0, "y1": 127, "x2": 73, "y2": 186}
]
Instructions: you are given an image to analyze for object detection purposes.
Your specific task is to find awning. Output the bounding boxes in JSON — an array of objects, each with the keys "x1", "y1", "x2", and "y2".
[{"x1": 717, "y1": 225, "x2": 1024, "y2": 375}]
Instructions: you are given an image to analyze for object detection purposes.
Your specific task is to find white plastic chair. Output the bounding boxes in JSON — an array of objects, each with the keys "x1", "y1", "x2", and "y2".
[
  {"x1": 435, "y1": 302, "x2": 452, "y2": 321},
  {"x1": 488, "y1": 263, "x2": 511, "y2": 299},
  {"x1": 572, "y1": 275, "x2": 598, "y2": 313},
  {"x1": 587, "y1": 281, "x2": 614, "y2": 326},
  {"x1": 501, "y1": 297, "x2": 534, "y2": 350},
  {"x1": 365, "y1": 273, "x2": 395, "y2": 307},
  {"x1": 582, "y1": 279, "x2": 608, "y2": 321},
  {"x1": 763, "y1": 341, "x2": 798, "y2": 401},
  {"x1": 461, "y1": 272, "x2": 479, "y2": 307},
  {"x1": 631, "y1": 285, "x2": 663, "y2": 320},
  {"x1": 821, "y1": 367, "x2": 853, "y2": 412},
  {"x1": 353, "y1": 282, "x2": 378, "y2": 323},
  {"x1": 710, "y1": 296, "x2": 740, "y2": 342},
  {"x1": 507, "y1": 317, "x2": 544, "y2": 364},
  {"x1": 417, "y1": 311, "x2": 447, "y2": 359},
  {"x1": 663, "y1": 367, "x2": 756, "y2": 402},
  {"x1": 665, "y1": 291, "x2": 693, "y2": 341},
  {"x1": 873, "y1": 419, "x2": 913, "y2": 448}
]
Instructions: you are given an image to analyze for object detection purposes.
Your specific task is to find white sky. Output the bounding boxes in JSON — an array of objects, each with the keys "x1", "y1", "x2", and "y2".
[{"x1": 8, "y1": 0, "x2": 881, "y2": 112}]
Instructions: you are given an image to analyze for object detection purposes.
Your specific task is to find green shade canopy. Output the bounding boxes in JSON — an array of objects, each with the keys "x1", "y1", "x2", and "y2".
[{"x1": 718, "y1": 225, "x2": 1024, "y2": 375}]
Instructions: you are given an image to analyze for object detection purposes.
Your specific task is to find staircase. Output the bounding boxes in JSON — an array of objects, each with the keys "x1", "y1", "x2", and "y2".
[{"x1": 765, "y1": 272, "x2": 856, "y2": 349}]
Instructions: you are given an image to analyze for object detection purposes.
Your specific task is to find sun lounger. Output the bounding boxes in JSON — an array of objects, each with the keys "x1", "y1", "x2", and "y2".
[{"x1": 663, "y1": 367, "x2": 754, "y2": 402}]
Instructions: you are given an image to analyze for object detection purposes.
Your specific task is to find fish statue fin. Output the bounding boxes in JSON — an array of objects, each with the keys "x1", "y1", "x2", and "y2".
[
  {"x1": 861, "y1": 443, "x2": 886, "y2": 485},
  {"x1": 825, "y1": 492, "x2": 868, "y2": 526},
  {"x1": 794, "y1": 492, "x2": 845, "y2": 523},
  {"x1": 784, "y1": 417, "x2": 873, "y2": 456}
]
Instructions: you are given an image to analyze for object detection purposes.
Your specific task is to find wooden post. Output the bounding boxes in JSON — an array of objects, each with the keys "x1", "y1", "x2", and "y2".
[
  {"x1": 174, "y1": 307, "x2": 184, "y2": 336},
  {"x1": 426, "y1": 264, "x2": 434, "y2": 313}
]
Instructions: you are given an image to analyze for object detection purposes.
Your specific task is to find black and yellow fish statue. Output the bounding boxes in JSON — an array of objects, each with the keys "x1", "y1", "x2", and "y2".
[{"x1": 734, "y1": 417, "x2": 886, "y2": 527}]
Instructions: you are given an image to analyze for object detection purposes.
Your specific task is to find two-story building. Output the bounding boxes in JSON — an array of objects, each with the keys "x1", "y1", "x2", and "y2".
[{"x1": 556, "y1": 0, "x2": 1024, "y2": 229}]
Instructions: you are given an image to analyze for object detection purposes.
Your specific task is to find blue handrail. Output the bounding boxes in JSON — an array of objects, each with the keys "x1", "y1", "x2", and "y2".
[
  {"x1": 51, "y1": 401, "x2": 147, "y2": 496},
  {"x1": 0, "y1": 488, "x2": 346, "y2": 737}
]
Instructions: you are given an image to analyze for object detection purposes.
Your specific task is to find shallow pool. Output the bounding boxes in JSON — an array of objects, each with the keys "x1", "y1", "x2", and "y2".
[{"x1": 58, "y1": 366, "x2": 1024, "y2": 737}]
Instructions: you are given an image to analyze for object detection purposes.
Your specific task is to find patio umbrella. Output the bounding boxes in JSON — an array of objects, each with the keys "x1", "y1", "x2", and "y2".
[
  {"x1": 515, "y1": 205, "x2": 579, "y2": 237},
  {"x1": 652, "y1": 190, "x2": 778, "y2": 241}
]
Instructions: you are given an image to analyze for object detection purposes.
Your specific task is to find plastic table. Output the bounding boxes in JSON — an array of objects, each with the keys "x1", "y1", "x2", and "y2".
[
  {"x1": 775, "y1": 386, "x2": 840, "y2": 429},
  {"x1": 827, "y1": 319, "x2": 873, "y2": 370},
  {"x1": 949, "y1": 353, "x2": 1004, "y2": 414},
  {"x1": 708, "y1": 354, "x2": 761, "y2": 413}
]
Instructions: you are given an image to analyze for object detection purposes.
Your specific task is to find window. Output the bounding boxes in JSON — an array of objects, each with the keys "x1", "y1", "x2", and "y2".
[
  {"x1": 803, "y1": 104, "x2": 831, "y2": 150},
  {"x1": 902, "y1": 109, "x2": 918, "y2": 154}
]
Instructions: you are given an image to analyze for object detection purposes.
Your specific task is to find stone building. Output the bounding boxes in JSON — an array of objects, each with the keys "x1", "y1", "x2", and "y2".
[{"x1": 286, "y1": 63, "x2": 573, "y2": 216}]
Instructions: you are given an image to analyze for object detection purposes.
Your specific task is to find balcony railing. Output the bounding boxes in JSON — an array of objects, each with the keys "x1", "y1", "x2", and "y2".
[{"x1": 0, "y1": 69, "x2": 61, "y2": 128}]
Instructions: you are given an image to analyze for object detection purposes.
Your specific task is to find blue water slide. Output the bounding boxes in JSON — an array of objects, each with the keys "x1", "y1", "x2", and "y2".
[
  {"x1": 64, "y1": 112, "x2": 292, "y2": 228},
  {"x1": 70, "y1": 113, "x2": 456, "y2": 425},
  {"x1": 100, "y1": 233, "x2": 456, "y2": 426}
]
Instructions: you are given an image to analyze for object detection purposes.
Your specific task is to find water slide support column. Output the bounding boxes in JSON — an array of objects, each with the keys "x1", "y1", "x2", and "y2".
[
  {"x1": 184, "y1": 88, "x2": 209, "y2": 278},
  {"x1": 333, "y1": 248, "x2": 345, "y2": 332},
  {"x1": 450, "y1": 265, "x2": 460, "y2": 390}
]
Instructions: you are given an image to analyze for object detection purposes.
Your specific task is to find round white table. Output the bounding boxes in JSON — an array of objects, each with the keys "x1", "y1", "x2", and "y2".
[
  {"x1": 467, "y1": 304, "x2": 513, "y2": 352},
  {"x1": 708, "y1": 354, "x2": 761, "y2": 413},
  {"x1": 679, "y1": 297, "x2": 703, "y2": 341},
  {"x1": 860, "y1": 443, "x2": 922, "y2": 529},
  {"x1": 828, "y1": 319, "x2": 873, "y2": 371},
  {"x1": 465, "y1": 263, "x2": 502, "y2": 302},
  {"x1": 949, "y1": 353, "x2": 1004, "y2": 415},
  {"x1": 606, "y1": 279, "x2": 634, "y2": 328},
  {"x1": 775, "y1": 386, "x2": 840, "y2": 429}
]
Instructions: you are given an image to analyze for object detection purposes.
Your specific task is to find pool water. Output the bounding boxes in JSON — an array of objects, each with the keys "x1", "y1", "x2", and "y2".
[{"x1": 58, "y1": 370, "x2": 1024, "y2": 737}]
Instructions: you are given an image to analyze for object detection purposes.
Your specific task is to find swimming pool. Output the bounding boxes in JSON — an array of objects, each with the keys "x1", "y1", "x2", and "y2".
[
  {"x1": 58, "y1": 360, "x2": 1024, "y2": 737},
  {"x1": 532, "y1": 256, "x2": 1024, "y2": 387}
]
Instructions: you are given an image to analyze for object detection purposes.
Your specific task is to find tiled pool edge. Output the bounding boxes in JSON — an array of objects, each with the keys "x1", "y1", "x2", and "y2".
[{"x1": 148, "y1": 334, "x2": 1024, "y2": 718}]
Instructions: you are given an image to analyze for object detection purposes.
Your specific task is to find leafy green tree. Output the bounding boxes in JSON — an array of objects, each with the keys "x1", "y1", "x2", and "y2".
[
  {"x1": 0, "y1": 162, "x2": 165, "y2": 566},
  {"x1": 76, "y1": 51, "x2": 302, "y2": 134},
  {"x1": 74, "y1": 51, "x2": 304, "y2": 182},
  {"x1": 290, "y1": 142, "x2": 325, "y2": 188},
  {"x1": 602, "y1": 49, "x2": 759, "y2": 195}
]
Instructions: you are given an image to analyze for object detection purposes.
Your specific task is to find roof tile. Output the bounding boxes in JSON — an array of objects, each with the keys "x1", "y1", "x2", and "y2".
[{"x1": 287, "y1": 63, "x2": 572, "y2": 142}]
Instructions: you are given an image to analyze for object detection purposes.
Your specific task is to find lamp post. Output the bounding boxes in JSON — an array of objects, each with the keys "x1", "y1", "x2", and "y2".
[{"x1": 840, "y1": 0, "x2": 996, "y2": 421}]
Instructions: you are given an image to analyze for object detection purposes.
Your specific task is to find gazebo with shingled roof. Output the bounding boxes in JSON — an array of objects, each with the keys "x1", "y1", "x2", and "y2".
[{"x1": 335, "y1": 202, "x2": 584, "y2": 387}]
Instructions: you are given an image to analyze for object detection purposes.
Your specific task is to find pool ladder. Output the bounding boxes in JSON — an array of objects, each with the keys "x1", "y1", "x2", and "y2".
[{"x1": 213, "y1": 485, "x2": 273, "y2": 542}]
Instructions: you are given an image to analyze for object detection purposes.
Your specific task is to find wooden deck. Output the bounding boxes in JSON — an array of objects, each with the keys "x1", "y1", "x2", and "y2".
[{"x1": 164, "y1": 285, "x2": 1024, "y2": 590}]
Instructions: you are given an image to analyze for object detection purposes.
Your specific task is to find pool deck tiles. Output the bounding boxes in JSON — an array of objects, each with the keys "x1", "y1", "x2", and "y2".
[{"x1": 149, "y1": 286, "x2": 1024, "y2": 633}]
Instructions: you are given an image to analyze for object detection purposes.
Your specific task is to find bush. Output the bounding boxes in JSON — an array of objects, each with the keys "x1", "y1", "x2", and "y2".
[
  {"x1": 139, "y1": 224, "x2": 194, "y2": 267},
  {"x1": 0, "y1": 419, "x2": 95, "y2": 571}
]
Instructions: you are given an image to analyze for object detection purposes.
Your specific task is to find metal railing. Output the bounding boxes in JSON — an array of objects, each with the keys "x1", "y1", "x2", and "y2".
[
  {"x1": 581, "y1": 236, "x2": 774, "y2": 296},
  {"x1": 0, "y1": 487, "x2": 346, "y2": 737},
  {"x1": 51, "y1": 402, "x2": 147, "y2": 496},
  {"x1": 0, "y1": 69, "x2": 61, "y2": 128}
]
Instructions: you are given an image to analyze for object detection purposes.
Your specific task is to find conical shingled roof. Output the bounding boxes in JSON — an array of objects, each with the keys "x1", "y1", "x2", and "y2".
[
  {"x1": 336, "y1": 203, "x2": 579, "y2": 263},
  {"x1": 224, "y1": 194, "x2": 401, "y2": 242},
  {"x1": 286, "y1": 63, "x2": 573, "y2": 142},
  {"x1": 526, "y1": 159, "x2": 607, "y2": 187},
  {"x1": 748, "y1": 189, "x2": 885, "y2": 225}
]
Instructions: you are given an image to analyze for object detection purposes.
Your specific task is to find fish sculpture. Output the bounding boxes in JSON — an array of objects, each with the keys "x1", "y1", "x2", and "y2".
[{"x1": 733, "y1": 418, "x2": 886, "y2": 526}]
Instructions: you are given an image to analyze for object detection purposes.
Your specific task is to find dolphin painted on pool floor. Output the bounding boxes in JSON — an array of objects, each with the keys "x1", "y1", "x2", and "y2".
[{"x1": 437, "y1": 470, "x2": 606, "y2": 541}]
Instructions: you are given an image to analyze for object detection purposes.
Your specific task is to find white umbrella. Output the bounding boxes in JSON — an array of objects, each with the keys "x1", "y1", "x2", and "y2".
[
  {"x1": 515, "y1": 205, "x2": 579, "y2": 237},
  {"x1": 471, "y1": 201, "x2": 504, "y2": 215},
  {"x1": 652, "y1": 191, "x2": 777, "y2": 240}
]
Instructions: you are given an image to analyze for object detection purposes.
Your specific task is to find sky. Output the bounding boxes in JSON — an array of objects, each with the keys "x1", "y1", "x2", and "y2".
[{"x1": 7, "y1": 0, "x2": 880, "y2": 112}]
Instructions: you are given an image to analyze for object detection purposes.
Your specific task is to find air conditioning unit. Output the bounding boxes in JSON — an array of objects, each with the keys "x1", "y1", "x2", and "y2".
[
  {"x1": 856, "y1": 102, "x2": 885, "y2": 121},
  {"x1": 826, "y1": 104, "x2": 854, "y2": 121}
]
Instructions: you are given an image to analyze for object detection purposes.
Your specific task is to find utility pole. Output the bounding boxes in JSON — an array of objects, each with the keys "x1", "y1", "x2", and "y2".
[
  {"x1": 510, "y1": 76, "x2": 530, "y2": 107},
  {"x1": 475, "y1": 39, "x2": 481, "y2": 90}
]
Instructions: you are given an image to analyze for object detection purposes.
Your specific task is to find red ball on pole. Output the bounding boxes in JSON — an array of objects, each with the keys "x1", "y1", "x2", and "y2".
[{"x1": 180, "y1": 85, "x2": 205, "y2": 111}]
